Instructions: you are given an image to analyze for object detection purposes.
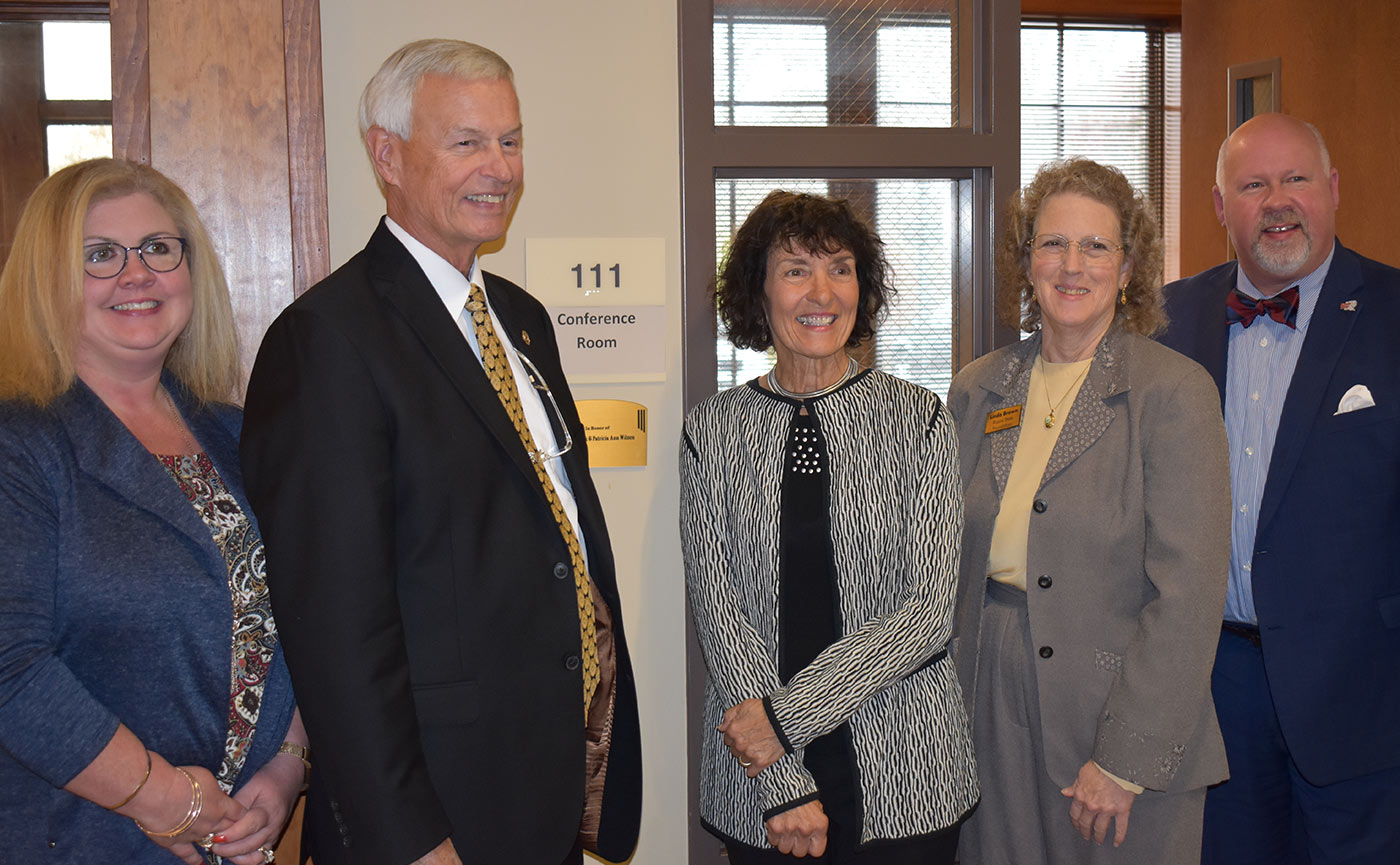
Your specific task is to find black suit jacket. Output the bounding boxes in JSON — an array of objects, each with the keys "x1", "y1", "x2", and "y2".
[
  {"x1": 1158, "y1": 240, "x2": 1400, "y2": 786},
  {"x1": 240, "y1": 221, "x2": 642, "y2": 864}
]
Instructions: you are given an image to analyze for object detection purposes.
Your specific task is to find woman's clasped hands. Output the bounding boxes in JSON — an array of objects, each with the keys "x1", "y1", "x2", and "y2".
[{"x1": 122, "y1": 757, "x2": 300, "y2": 865}]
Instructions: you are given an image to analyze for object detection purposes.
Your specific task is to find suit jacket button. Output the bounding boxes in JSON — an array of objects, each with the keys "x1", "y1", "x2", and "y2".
[
  {"x1": 1039, "y1": 645, "x2": 1053, "y2": 658},
  {"x1": 554, "y1": 562, "x2": 569, "y2": 579},
  {"x1": 565, "y1": 655, "x2": 580, "y2": 670},
  {"x1": 1033, "y1": 499, "x2": 1047, "y2": 513},
  {"x1": 1037, "y1": 574, "x2": 1052, "y2": 589}
]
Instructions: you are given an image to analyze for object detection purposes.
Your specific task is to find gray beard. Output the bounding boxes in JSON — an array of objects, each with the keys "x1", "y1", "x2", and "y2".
[{"x1": 1251, "y1": 230, "x2": 1312, "y2": 280}]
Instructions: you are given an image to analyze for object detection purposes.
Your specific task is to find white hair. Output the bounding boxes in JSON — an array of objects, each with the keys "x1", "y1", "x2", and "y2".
[{"x1": 358, "y1": 39, "x2": 514, "y2": 144}]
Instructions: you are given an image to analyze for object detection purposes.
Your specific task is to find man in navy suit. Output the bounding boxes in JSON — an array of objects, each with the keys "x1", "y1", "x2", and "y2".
[
  {"x1": 240, "y1": 40, "x2": 641, "y2": 865},
  {"x1": 1159, "y1": 113, "x2": 1400, "y2": 864}
]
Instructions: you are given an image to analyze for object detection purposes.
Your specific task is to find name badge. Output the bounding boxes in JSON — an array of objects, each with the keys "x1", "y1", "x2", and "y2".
[{"x1": 984, "y1": 405, "x2": 1023, "y2": 434}]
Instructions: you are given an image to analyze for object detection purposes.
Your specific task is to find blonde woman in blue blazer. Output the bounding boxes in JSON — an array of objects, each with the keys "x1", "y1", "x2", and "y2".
[{"x1": 0, "y1": 160, "x2": 305, "y2": 864}]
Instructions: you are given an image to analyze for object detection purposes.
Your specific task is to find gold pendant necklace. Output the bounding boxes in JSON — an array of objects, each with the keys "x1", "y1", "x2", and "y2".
[{"x1": 1040, "y1": 353, "x2": 1091, "y2": 429}]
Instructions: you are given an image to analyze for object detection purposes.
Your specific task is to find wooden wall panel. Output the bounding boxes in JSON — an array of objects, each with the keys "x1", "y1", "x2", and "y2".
[
  {"x1": 146, "y1": 0, "x2": 293, "y2": 377},
  {"x1": 1179, "y1": 0, "x2": 1400, "y2": 277},
  {"x1": 109, "y1": 0, "x2": 150, "y2": 162},
  {"x1": 0, "y1": 22, "x2": 45, "y2": 267},
  {"x1": 283, "y1": 0, "x2": 328, "y2": 299}
]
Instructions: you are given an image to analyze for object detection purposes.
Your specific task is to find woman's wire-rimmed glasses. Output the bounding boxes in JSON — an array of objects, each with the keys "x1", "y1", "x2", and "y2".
[
  {"x1": 516, "y1": 351, "x2": 574, "y2": 463},
  {"x1": 83, "y1": 236, "x2": 188, "y2": 279},
  {"x1": 1026, "y1": 234, "x2": 1125, "y2": 264}
]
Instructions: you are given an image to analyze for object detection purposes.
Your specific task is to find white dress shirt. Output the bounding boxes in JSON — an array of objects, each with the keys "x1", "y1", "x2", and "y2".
[{"x1": 384, "y1": 217, "x2": 589, "y2": 565}]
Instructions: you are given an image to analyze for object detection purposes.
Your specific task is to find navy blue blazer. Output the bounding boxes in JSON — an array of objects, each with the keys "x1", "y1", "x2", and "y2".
[
  {"x1": 1158, "y1": 240, "x2": 1400, "y2": 786},
  {"x1": 0, "y1": 377, "x2": 295, "y2": 863}
]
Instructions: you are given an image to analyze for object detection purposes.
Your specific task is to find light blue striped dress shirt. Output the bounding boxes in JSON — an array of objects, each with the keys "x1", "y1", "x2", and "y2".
[{"x1": 1223, "y1": 247, "x2": 1334, "y2": 624}]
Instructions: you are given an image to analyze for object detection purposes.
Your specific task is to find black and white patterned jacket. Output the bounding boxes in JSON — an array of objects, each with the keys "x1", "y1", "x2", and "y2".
[{"x1": 680, "y1": 369, "x2": 979, "y2": 849}]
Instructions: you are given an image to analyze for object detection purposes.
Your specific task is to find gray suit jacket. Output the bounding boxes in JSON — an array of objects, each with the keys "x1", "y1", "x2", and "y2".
[{"x1": 947, "y1": 327, "x2": 1230, "y2": 792}]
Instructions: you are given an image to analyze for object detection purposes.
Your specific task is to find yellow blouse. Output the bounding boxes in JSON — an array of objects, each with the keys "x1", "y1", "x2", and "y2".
[{"x1": 985, "y1": 354, "x2": 1092, "y2": 590}]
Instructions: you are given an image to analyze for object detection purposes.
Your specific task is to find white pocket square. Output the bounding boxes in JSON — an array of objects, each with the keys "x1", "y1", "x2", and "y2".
[{"x1": 1335, "y1": 384, "x2": 1376, "y2": 415}]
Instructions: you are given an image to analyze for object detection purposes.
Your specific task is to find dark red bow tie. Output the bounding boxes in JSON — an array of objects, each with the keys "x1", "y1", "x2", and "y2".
[{"x1": 1227, "y1": 286, "x2": 1299, "y2": 329}]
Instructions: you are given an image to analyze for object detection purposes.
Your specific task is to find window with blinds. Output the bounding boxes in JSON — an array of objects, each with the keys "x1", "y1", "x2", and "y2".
[
  {"x1": 715, "y1": 177, "x2": 967, "y2": 396},
  {"x1": 713, "y1": 1, "x2": 957, "y2": 128},
  {"x1": 707, "y1": 11, "x2": 1178, "y2": 399},
  {"x1": 710, "y1": 4, "x2": 966, "y2": 395},
  {"x1": 1021, "y1": 20, "x2": 1181, "y2": 280}
]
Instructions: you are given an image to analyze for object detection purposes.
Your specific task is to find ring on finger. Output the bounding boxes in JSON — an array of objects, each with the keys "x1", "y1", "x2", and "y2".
[
  {"x1": 258, "y1": 847, "x2": 276, "y2": 863},
  {"x1": 197, "y1": 833, "x2": 216, "y2": 850}
]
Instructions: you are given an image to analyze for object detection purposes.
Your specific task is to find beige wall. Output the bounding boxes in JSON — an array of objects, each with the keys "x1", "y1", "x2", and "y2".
[
  {"x1": 320, "y1": 3, "x2": 687, "y2": 862},
  {"x1": 1179, "y1": 0, "x2": 1400, "y2": 276}
]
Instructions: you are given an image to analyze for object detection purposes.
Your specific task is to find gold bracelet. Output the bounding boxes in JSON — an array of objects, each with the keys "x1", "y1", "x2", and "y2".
[
  {"x1": 278, "y1": 741, "x2": 311, "y2": 792},
  {"x1": 134, "y1": 767, "x2": 202, "y2": 838},
  {"x1": 104, "y1": 748, "x2": 152, "y2": 810}
]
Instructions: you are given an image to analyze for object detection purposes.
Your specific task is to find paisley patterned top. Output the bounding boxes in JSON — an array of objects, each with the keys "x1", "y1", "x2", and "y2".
[{"x1": 156, "y1": 453, "x2": 276, "y2": 795}]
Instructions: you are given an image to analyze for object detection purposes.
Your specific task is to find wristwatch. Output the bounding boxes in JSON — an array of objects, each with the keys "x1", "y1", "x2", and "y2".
[{"x1": 277, "y1": 741, "x2": 311, "y2": 792}]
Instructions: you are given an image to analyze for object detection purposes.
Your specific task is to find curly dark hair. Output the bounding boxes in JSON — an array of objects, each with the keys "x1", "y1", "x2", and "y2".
[
  {"x1": 996, "y1": 158, "x2": 1166, "y2": 336},
  {"x1": 714, "y1": 190, "x2": 893, "y2": 351}
]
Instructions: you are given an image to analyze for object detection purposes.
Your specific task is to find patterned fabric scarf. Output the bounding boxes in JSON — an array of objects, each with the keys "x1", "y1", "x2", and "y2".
[{"x1": 157, "y1": 453, "x2": 277, "y2": 862}]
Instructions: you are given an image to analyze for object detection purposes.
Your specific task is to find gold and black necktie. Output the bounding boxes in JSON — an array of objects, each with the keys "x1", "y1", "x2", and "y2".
[{"x1": 466, "y1": 283, "x2": 599, "y2": 717}]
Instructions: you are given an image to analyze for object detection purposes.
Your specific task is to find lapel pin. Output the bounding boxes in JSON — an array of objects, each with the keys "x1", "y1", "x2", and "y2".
[
  {"x1": 521, "y1": 330, "x2": 531, "y2": 345},
  {"x1": 1340, "y1": 300, "x2": 1358, "y2": 312}
]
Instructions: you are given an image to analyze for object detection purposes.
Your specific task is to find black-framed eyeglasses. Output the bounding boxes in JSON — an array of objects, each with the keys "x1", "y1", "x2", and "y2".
[
  {"x1": 1026, "y1": 234, "x2": 1125, "y2": 263},
  {"x1": 82, "y1": 236, "x2": 188, "y2": 279},
  {"x1": 517, "y1": 351, "x2": 574, "y2": 463}
]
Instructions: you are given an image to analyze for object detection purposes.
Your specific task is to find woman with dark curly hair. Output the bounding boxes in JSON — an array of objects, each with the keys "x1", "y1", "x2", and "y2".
[
  {"x1": 947, "y1": 159, "x2": 1230, "y2": 864},
  {"x1": 681, "y1": 190, "x2": 978, "y2": 863}
]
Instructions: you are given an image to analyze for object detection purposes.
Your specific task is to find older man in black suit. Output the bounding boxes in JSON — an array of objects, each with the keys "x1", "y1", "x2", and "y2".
[{"x1": 241, "y1": 39, "x2": 641, "y2": 865}]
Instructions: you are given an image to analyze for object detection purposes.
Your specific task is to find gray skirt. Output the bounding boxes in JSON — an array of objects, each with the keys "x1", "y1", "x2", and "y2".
[{"x1": 958, "y1": 580, "x2": 1206, "y2": 865}]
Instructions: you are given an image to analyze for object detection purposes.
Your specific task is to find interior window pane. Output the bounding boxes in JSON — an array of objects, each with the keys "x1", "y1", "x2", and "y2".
[
  {"x1": 713, "y1": 22, "x2": 732, "y2": 124},
  {"x1": 877, "y1": 25, "x2": 953, "y2": 127},
  {"x1": 733, "y1": 105, "x2": 828, "y2": 126},
  {"x1": 714, "y1": 177, "x2": 963, "y2": 396},
  {"x1": 721, "y1": 21, "x2": 826, "y2": 127},
  {"x1": 1057, "y1": 109, "x2": 1150, "y2": 189},
  {"x1": 1019, "y1": 23, "x2": 1152, "y2": 189},
  {"x1": 47, "y1": 125, "x2": 113, "y2": 174},
  {"x1": 874, "y1": 179, "x2": 960, "y2": 396},
  {"x1": 42, "y1": 22, "x2": 111, "y2": 100},
  {"x1": 714, "y1": 1, "x2": 956, "y2": 129},
  {"x1": 1061, "y1": 29, "x2": 1146, "y2": 105},
  {"x1": 1163, "y1": 31, "x2": 1181, "y2": 282},
  {"x1": 1019, "y1": 20, "x2": 1180, "y2": 283}
]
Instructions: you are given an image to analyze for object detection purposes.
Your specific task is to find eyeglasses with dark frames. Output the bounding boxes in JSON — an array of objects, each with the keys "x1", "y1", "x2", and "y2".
[{"x1": 82, "y1": 236, "x2": 188, "y2": 279}]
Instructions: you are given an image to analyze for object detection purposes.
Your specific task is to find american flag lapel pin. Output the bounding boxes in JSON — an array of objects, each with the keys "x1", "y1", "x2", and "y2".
[{"x1": 1340, "y1": 300, "x2": 1358, "y2": 312}]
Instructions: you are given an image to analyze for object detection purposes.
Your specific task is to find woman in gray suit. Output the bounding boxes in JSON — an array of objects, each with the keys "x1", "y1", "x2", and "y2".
[{"x1": 948, "y1": 159, "x2": 1230, "y2": 864}]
